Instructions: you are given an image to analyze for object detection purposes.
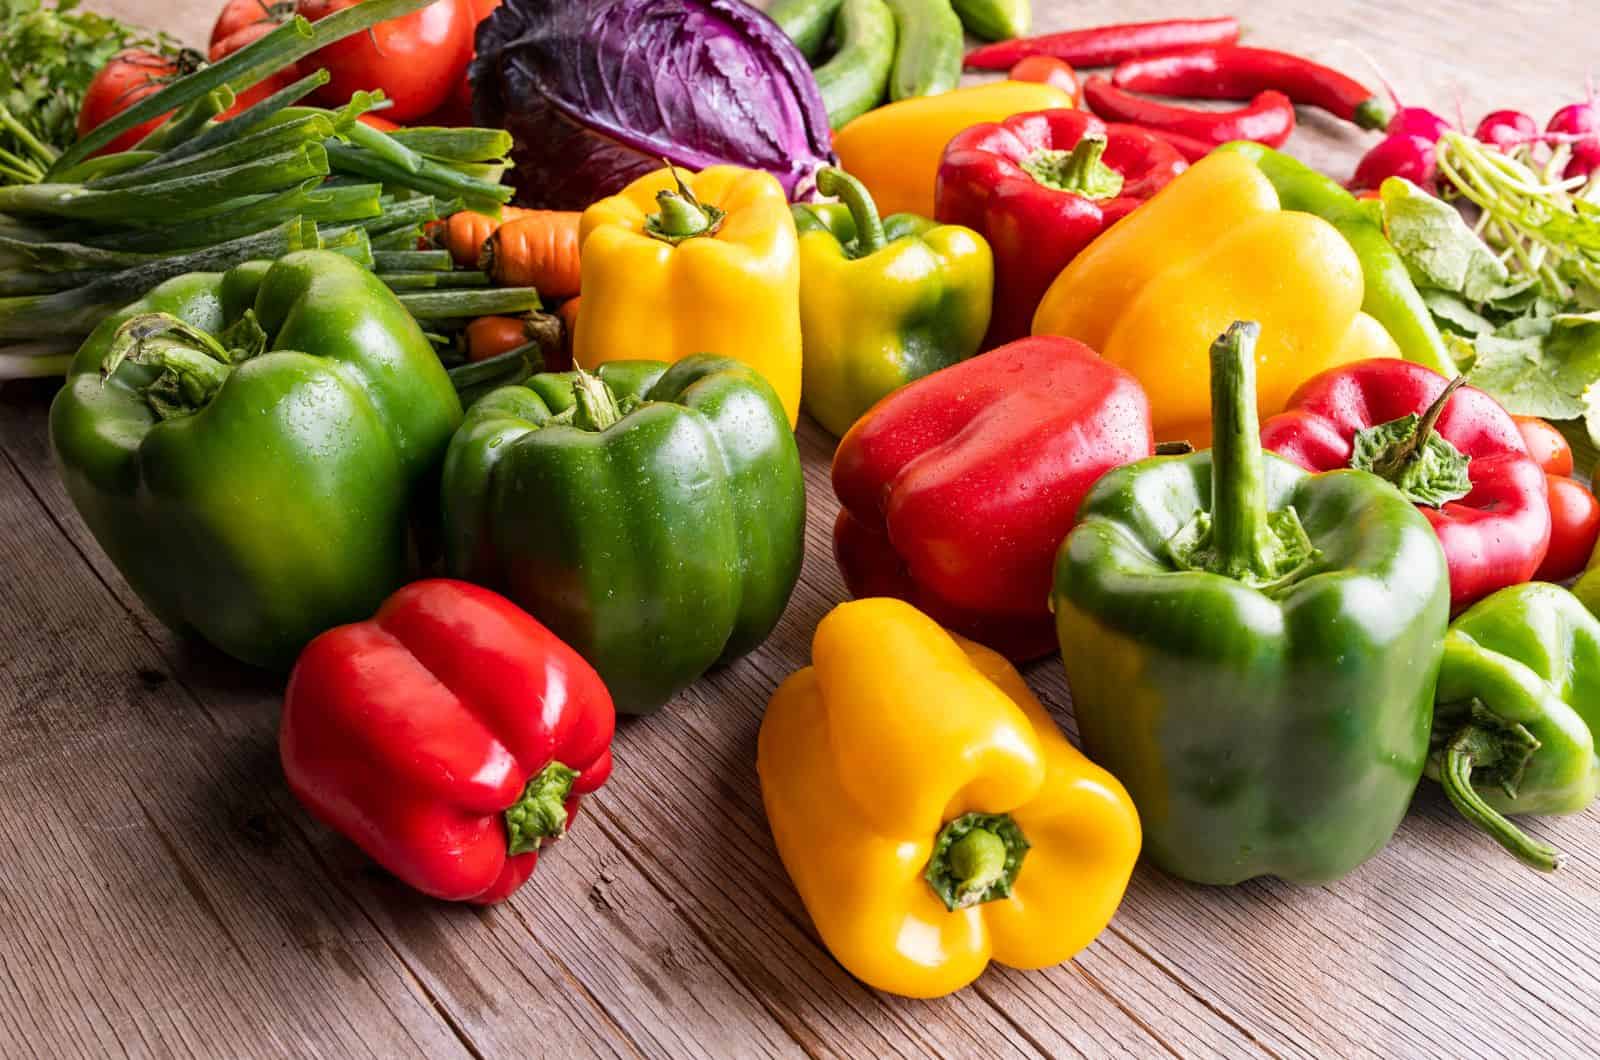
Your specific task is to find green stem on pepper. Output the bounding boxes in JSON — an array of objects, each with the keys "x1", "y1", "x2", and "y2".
[
  {"x1": 816, "y1": 167, "x2": 887, "y2": 257},
  {"x1": 1439, "y1": 724, "x2": 1563, "y2": 872}
]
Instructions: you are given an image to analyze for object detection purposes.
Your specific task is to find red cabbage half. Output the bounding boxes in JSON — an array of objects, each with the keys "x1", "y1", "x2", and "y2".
[{"x1": 472, "y1": 0, "x2": 836, "y2": 209}]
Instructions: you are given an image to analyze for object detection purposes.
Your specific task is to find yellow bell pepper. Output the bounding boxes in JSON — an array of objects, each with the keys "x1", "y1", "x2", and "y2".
[
  {"x1": 757, "y1": 597, "x2": 1140, "y2": 999},
  {"x1": 1031, "y1": 151, "x2": 1401, "y2": 445},
  {"x1": 833, "y1": 79, "x2": 1075, "y2": 219},
  {"x1": 577, "y1": 165, "x2": 802, "y2": 425}
]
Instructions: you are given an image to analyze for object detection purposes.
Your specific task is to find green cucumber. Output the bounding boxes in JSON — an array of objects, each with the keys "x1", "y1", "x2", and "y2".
[
  {"x1": 882, "y1": 0, "x2": 962, "y2": 100},
  {"x1": 815, "y1": 0, "x2": 896, "y2": 128},
  {"x1": 768, "y1": 0, "x2": 846, "y2": 61},
  {"x1": 951, "y1": 0, "x2": 1029, "y2": 41}
]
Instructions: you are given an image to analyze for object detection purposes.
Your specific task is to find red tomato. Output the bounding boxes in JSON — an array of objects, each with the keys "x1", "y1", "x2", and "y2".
[
  {"x1": 1514, "y1": 415, "x2": 1575, "y2": 476},
  {"x1": 356, "y1": 112, "x2": 401, "y2": 132},
  {"x1": 453, "y1": 0, "x2": 502, "y2": 112},
  {"x1": 1008, "y1": 56, "x2": 1082, "y2": 107},
  {"x1": 1537, "y1": 475, "x2": 1600, "y2": 582},
  {"x1": 209, "y1": 22, "x2": 304, "y2": 113},
  {"x1": 298, "y1": 0, "x2": 474, "y2": 121},
  {"x1": 211, "y1": 0, "x2": 294, "y2": 49},
  {"x1": 77, "y1": 49, "x2": 200, "y2": 156}
]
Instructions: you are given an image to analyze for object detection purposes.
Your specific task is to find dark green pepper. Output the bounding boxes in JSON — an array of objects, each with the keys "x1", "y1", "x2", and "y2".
[
  {"x1": 1218, "y1": 141, "x2": 1459, "y2": 379},
  {"x1": 442, "y1": 356, "x2": 805, "y2": 715},
  {"x1": 1052, "y1": 322, "x2": 1451, "y2": 885},
  {"x1": 1426, "y1": 582, "x2": 1600, "y2": 872},
  {"x1": 49, "y1": 250, "x2": 463, "y2": 669}
]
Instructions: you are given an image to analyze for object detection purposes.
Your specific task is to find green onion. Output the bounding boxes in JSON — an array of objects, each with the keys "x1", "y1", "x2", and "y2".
[
  {"x1": 0, "y1": 269, "x2": 100, "y2": 296},
  {"x1": 85, "y1": 182, "x2": 381, "y2": 253},
  {"x1": 379, "y1": 272, "x2": 440, "y2": 290},
  {"x1": 322, "y1": 226, "x2": 373, "y2": 267},
  {"x1": 388, "y1": 127, "x2": 515, "y2": 163},
  {"x1": 90, "y1": 115, "x2": 336, "y2": 191},
  {"x1": 340, "y1": 116, "x2": 424, "y2": 175},
  {"x1": 0, "y1": 144, "x2": 329, "y2": 223},
  {"x1": 325, "y1": 144, "x2": 512, "y2": 212},
  {"x1": 0, "y1": 341, "x2": 76, "y2": 379},
  {"x1": 51, "y1": 151, "x2": 162, "y2": 184},
  {"x1": 135, "y1": 87, "x2": 235, "y2": 153},
  {"x1": 0, "y1": 235, "x2": 163, "y2": 271},
  {"x1": 374, "y1": 249, "x2": 452, "y2": 272},
  {"x1": 433, "y1": 270, "x2": 491, "y2": 288},
  {"x1": 397, "y1": 287, "x2": 543, "y2": 320},
  {"x1": 370, "y1": 225, "x2": 424, "y2": 251},
  {"x1": 50, "y1": 0, "x2": 434, "y2": 173},
  {"x1": 0, "y1": 219, "x2": 316, "y2": 340},
  {"x1": 153, "y1": 69, "x2": 332, "y2": 169}
]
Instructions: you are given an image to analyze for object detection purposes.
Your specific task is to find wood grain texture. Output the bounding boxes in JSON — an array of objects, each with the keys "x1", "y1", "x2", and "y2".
[{"x1": 5, "y1": 0, "x2": 1599, "y2": 1056}]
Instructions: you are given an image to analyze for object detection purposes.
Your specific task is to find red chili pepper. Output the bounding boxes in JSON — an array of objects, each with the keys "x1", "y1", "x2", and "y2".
[
  {"x1": 280, "y1": 580, "x2": 616, "y2": 904},
  {"x1": 1262, "y1": 360, "x2": 1551, "y2": 611},
  {"x1": 1131, "y1": 125, "x2": 1214, "y2": 161},
  {"x1": 832, "y1": 336, "x2": 1153, "y2": 661},
  {"x1": 1111, "y1": 46, "x2": 1393, "y2": 131},
  {"x1": 937, "y1": 110, "x2": 1185, "y2": 348},
  {"x1": 965, "y1": 16, "x2": 1240, "y2": 72},
  {"x1": 1083, "y1": 77, "x2": 1297, "y2": 148}
]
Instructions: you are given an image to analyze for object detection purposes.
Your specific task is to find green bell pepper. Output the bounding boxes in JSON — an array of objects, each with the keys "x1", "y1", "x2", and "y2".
[
  {"x1": 441, "y1": 355, "x2": 806, "y2": 715},
  {"x1": 1426, "y1": 582, "x2": 1600, "y2": 872},
  {"x1": 792, "y1": 167, "x2": 991, "y2": 438},
  {"x1": 1052, "y1": 321, "x2": 1451, "y2": 885},
  {"x1": 49, "y1": 250, "x2": 463, "y2": 669}
]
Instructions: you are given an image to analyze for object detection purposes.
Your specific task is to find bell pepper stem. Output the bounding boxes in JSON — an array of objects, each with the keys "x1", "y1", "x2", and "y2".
[
  {"x1": 571, "y1": 368, "x2": 623, "y2": 431},
  {"x1": 924, "y1": 812, "x2": 1030, "y2": 911},
  {"x1": 1021, "y1": 133, "x2": 1126, "y2": 199},
  {"x1": 1440, "y1": 728, "x2": 1564, "y2": 872},
  {"x1": 645, "y1": 165, "x2": 724, "y2": 243},
  {"x1": 1371, "y1": 376, "x2": 1468, "y2": 479},
  {"x1": 504, "y1": 761, "x2": 579, "y2": 856},
  {"x1": 102, "y1": 312, "x2": 235, "y2": 418},
  {"x1": 816, "y1": 167, "x2": 887, "y2": 257},
  {"x1": 1208, "y1": 321, "x2": 1270, "y2": 573}
]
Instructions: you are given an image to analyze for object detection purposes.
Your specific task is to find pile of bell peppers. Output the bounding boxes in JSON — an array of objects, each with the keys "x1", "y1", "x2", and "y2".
[{"x1": 43, "y1": 57, "x2": 1600, "y2": 1004}]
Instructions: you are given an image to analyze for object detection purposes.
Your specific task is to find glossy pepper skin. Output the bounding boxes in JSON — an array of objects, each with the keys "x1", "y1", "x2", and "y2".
[
  {"x1": 1423, "y1": 583, "x2": 1600, "y2": 873},
  {"x1": 281, "y1": 580, "x2": 615, "y2": 904},
  {"x1": 793, "y1": 168, "x2": 992, "y2": 437},
  {"x1": 1218, "y1": 141, "x2": 1458, "y2": 378},
  {"x1": 1031, "y1": 151, "x2": 1401, "y2": 446},
  {"x1": 937, "y1": 108, "x2": 1186, "y2": 348},
  {"x1": 833, "y1": 79, "x2": 1075, "y2": 218},
  {"x1": 1263, "y1": 359, "x2": 1550, "y2": 611},
  {"x1": 576, "y1": 165, "x2": 802, "y2": 426},
  {"x1": 442, "y1": 356, "x2": 804, "y2": 715},
  {"x1": 49, "y1": 252, "x2": 462, "y2": 669},
  {"x1": 758, "y1": 597, "x2": 1140, "y2": 999},
  {"x1": 1053, "y1": 323, "x2": 1450, "y2": 885},
  {"x1": 832, "y1": 336, "x2": 1152, "y2": 661}
]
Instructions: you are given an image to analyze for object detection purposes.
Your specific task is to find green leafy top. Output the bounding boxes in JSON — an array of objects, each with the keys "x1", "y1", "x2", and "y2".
[{"x1": 0, "y1": 0, "x2": 177, "y2": 185}]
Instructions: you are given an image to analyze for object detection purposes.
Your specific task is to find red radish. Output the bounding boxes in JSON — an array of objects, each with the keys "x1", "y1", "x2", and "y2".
[
  {"x1": 1548, "y1": 98, "x2": 1600, "y2": 179},
  {"x1": 1475, "y1": 109, "x2": 1539, "y2": 151},
  {"x1": 1350, "y1": 132, "x2": 1437, "y2": 191},
  {"x1": 1387, "y1": 105, "x2": 1452, "y2": 142}
]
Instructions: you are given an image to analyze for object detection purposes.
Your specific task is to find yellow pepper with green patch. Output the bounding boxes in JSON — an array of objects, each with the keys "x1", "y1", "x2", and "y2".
[{"x1": 757, "y1": 597, "x2": 1140, "y2": 998}]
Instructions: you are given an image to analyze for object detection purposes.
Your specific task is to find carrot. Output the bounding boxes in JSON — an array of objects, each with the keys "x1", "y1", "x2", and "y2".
[
  {"x1": 465, "y1": 315, "x2": 531, "y2": 362},
  {"x1": 483, "y1": 210, "x2": 582, "y2": 298},
  {"x1": 426, "y1": 206, "x2": 530, "y2": 267}
]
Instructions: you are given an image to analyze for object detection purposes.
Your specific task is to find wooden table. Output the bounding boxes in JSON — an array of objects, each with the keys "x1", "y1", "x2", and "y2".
[{"x1": 6, "y1": 1, "x2": 1598, "y2": 1056}]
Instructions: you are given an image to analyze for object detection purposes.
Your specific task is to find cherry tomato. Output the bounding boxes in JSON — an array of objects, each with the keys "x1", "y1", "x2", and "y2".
[
  {"x1": 1513, "y1": 415, "x2": 1575, "y2": 476},
  {"x1": 77, "y1": 49, "x2": 201, "y2": 156},
  {"x1": 1537, "y1": 475, "x2": 1600, "y2": 582},
  {"x1": 465, "y1": 316, "x2": 530, "y2": 362},
  {"x1": 298, "y1": 0, "x2": 474, "y2": 121},
  {"x1": 211, "y1": 0, "x2": 294, "y2": 49},
  {"x1": 1007, "y1": 56, "x2": 1082, "y2": 107},
  {"x1": 209, "y1": 22, "x2": 303, "y2": 113}
]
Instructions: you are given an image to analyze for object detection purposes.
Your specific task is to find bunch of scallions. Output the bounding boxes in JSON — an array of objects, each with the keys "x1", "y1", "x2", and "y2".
[{"x1": 0, "y1": 0, "x2": 540, "y2": 378}]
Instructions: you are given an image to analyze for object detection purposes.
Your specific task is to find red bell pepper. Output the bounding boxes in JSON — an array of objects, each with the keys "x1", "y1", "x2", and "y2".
[
  {"x1": 832, "y1": 336, "x2": 1153, "y2": 661},
  {"x1": 1261, "y1": 359, "x2": 1551, "y2": 611},
  {"x1": 280, "y1": 580, "x2": 615, "y2": 904},
  {"x1": 937, "y1": 110, "x2": 1186, "y2": 348}
]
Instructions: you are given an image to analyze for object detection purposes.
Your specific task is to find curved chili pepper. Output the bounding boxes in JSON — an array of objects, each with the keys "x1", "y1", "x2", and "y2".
[
  {"x1": 964, "y1": 16, "x2": 1239, "y2": 72},
  {"x1": 1112, "y1": 46, "x2": 1392, "y2": 131},
  {"x1": 1084, "y1": 78, "x2": 1296, "y2": 148},
  {"x1": 1130, "y1": 126, "x2": 1214, "y2": 162}
]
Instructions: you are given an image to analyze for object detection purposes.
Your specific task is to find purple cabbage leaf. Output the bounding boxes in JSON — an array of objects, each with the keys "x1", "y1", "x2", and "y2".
[{"x1": 472, "y1": 0, "x2": 836, "y2": 209}]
